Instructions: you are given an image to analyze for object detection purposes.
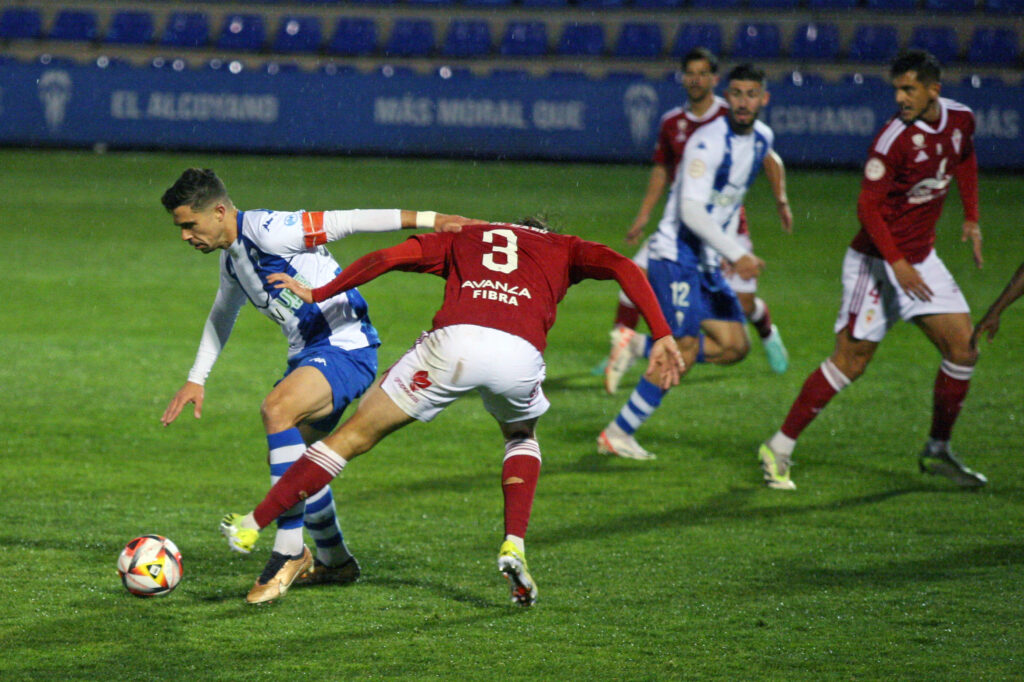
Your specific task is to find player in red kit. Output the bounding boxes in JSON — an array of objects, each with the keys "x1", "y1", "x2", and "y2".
[
  {"x1": 220, "y1": 220, "x2": 684, "y2": 605},
  {"x1": 759, "y1": 50, "x2": 986, "y2": 491},
  {"x1": 603, "y1": 48, "x2": 793, "y2": 392}
]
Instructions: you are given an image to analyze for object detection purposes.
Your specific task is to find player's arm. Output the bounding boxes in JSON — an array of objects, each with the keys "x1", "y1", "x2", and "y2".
[
  {"x1": 626, "y1": 164, "x2": 669, "y2": 245},
  {"x1": 305, "y1": 210, "x2": 473, "y2": 245},
  {"x1": 953, "y1": 133, "x2": 983, "y2": 268},
  {"x1": 268, "y1": 237, "x2": 438, "y2": 304},
  {"x1": 762, "y1": 149, "x2": 793, "y2": 233},
  {"x1": 972, "y1": 260, "x2": 1024, "y2": 348},
  {"x1": 161, "y1": 275, "x2": 247, "y2": 426}
]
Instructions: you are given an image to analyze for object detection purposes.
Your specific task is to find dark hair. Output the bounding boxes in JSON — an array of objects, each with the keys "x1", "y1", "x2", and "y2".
[
  {"x1": 726, "y1": 63, "x2": 766, "y2": 85},
  {"x1": 890, "y1": 49, "x2": 941, "y2": 84},
  {"x1": 681, "y1": 47, "x2": 718, "y2": 74},
  {"x1": 517, "y1": 214, "x2": 561, "y2": 233},
  {"x1": 161, "y1": 168, "x2": 229, "y2": 212}
]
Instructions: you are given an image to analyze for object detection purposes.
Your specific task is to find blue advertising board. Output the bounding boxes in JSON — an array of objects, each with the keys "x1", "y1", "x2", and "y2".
[{"x1": 2, "y1": 62, "x2": 1022, "y2": 168}]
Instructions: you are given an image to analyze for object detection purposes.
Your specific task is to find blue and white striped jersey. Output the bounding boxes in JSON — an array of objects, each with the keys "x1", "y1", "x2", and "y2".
[
  {"x1": 650, "y1": 116, "x2": 773, "y2": 270},
  {"x1": 187, "y1": 209, "x2": 392, "y2": 385}
]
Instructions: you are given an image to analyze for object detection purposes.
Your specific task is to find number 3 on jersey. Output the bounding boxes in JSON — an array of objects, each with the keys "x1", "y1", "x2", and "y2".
[{"x1": 481, "y1": 229, "x2": 518, "y2": 274}]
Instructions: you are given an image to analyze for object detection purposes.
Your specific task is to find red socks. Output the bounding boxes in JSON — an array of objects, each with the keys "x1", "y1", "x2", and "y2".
[
  {"x1": 502, "y1": 440, "x2": 541, "y2": 539},
  {"x1": 931, "y1": 361, "x2": 973, "y2": 441},
  {"x1": 253, "y1": 443, "x2": 343, "y2": 528},
  {"x1": 781, "y1": 360, "x2": 850, "y2": 440}
]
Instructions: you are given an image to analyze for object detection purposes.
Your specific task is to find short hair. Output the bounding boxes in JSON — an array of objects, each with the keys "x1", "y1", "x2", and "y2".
[
  {"x1": 517, "y1": 214, "x2": 560, "y2": 233},
  {"x1": 161, "y1": 168, "x2": 229, "y2": 212},
  {"x1": 726, "y1": 63, "x2": 766, "y2": 85},
  {"x1": 890, "y1": 49, "x2": 941, "y2": 85},
  {"x1": 681, "y1": 47, "x2": 718, "y2": 74}
]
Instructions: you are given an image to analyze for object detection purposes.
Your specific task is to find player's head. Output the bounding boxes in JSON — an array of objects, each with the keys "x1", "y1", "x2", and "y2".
[
  {"x1": 161, "y1": 168, "x2": 236, "y2": 253},
  {"x1": 517, "y1": 214, "x2": 559, "y2": 233},
  {"x1": 680, "y1": 48, "x2": 719, "y2": 104},
  {"x1": 890, "y1": 50, "x2": 942, "y2": 124},
  {"x1": 724, "y1": 63, "x2": 769, "y2": 133}
]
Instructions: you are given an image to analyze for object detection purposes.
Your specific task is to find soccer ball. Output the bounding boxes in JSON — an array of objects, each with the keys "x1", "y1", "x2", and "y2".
[{"x1": 117, "y1": 535, "x2": 183, "y2": 597}]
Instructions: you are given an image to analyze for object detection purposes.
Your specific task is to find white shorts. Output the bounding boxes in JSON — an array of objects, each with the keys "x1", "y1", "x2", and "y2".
[
  {"x1": 381, "y1": 324, "x2": 550, "y2": 423},
  {"x1": 632, "y1": 235, "x2": 653, "y2": 270},
  {"x1": 833, "y1": 247, "x2": 970, "y2": 343},
  {"x1": 723, "y1": 232, "x2": 758, "y2": 294}
]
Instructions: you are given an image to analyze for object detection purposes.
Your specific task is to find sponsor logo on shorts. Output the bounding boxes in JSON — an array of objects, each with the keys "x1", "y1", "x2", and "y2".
[
  {"x1": 310, "y1": 357, "x2": 327, "y2": 366},
  {"x1": 410, "y1": 370, "x2": 431, "y2": 391}
]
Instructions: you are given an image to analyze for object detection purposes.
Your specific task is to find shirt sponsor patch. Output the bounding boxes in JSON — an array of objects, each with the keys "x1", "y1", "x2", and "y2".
[
  {"x1": 864, "y1": 157, "x2": 885, "y2": 181},
  {"x1": 688, "y1": 159, "x2": 706, "y2": 179}
]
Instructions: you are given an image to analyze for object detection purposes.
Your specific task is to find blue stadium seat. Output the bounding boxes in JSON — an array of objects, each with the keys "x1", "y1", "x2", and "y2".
[
  {"x1": 500, "y1": 22, "x2": 548, "y2": 58},
  {"x1": 329, "y1": 18, "x2": 377, "y2": 56},
  {"x1": 0, "y1": 8, "x2": 42, "y2": 40},
  {"x1": 924, "y1": 0, "x2": 976, "y2": 11},
  {"x1": 490, "y1": 68, "x2": 531, "y2": 79},
  {"x1": 37, "y1": 54, "x2": 78, "y2": 68},
  {"x1": 605, "y1": 71, "x2": 647, "y2": 82},
  {"x1": 909, "y1": 26, "x2": 960, "y2": 64},
  {"x1": 385, "y1": 19, "x2": 435, "y2": 57},
  {"x1": 273, "y1": 16, "x2": 322, "y2": 53},
  {"x1": 522, "y1": 0, "x2": 568, "y2": 5},
  {"x1": 984, "y1": 0, "x2": 1024, "y2": 12},
  {"x1": 406, "y1": 0, "x2": 454, "y2": 5},
  {"x1": 848, "y1": 24, "x2": 900, "y2": 63},
  {"x1": 436, "y1": 65, "x2": 474, "y2": 79},
  {"x1": 633, "y1": 0, "x2": 684, "y2": 7},
  {"x1": 150, "y1": 57, "x2": 189, "y2": 72},
  {"x1": 791, "y1": 23, "x2": 840, "y2": 60},
  {"x1": 320, "y1": 63, "x2": 359, "y2": 76},
  {"x1": 614, "y1": 23, "x2": 663, "y2": 60},
  {"x1": 461, "y1": 0, "x2": 513, "y2": 6},
  {"x1": 806, "y1": 0, "x2": 859, "y2": 7},
  {"x1": 962, "y1": 73, "x2": 1006, "y2": 87},
  {"x1": 105, "y1": 11, "x2": 154, "y2": 46},
  {"x1": 842, "y1": 73, "x2": 888, "y2": 88},
  {"x1": 264, "y1": 61, "x2": 302, "y2": 75},
  {"x1": 690, "y1": 0, "x2": 742, "y2": 7},
  {"x1": 378, "y1": 64, "x2": 416, "y2": 78},
  {"x1": 865, "y1": 0, "x2": 918, "y2": 7},
  {"x1": 732, "y1": 23, "x2": 781, "y2": 60},
  {"x1": 93, "y1": 55, "x2": 131, "y2": 70},
  {"x1": 671, "y1": 24, "x2": 723, "y2": 59},
  {"x1": 161, "y1": 12, "x2": 209, "y2": 49},
  {"x1": 547, "y1": 69, "x2": 589, "y2": 81},
  {"x1": 967, "y1": 27, "x2": 1019, "y2": 65},
  {"x1": 780, "y1": 70, "x2": 826, "y2": 87},
  {"x1": 49, "y1": 10, "x2": 98, "y2": 42},
  {"x1": 557, "y1": 23, "x2": 605, "y2": 57},
  {"x1": 216, "y1": 14, "x2": 266, "y2": 52},
  {"x1": 578, "y1": 0, "x2": 627, "y2": 8},
  {"x1": 442, "y1": 20, "x2": 492, "y2": 58},
  {"x1": 207, "y1": 58, "x2": 246, "y2": 74},
  {"x1": 747, "y1": 0, "x2": 800, "y2": 8}
]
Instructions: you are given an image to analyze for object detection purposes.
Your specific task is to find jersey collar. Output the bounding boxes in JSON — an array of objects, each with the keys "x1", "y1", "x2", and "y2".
[{"x1": 913, "y1": 98, "x2": 948, "y2": 135}]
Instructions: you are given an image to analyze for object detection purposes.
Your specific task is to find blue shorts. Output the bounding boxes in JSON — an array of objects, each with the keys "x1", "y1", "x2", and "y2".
[
  {"x1": 281, "y1": 345, "x2": 378, "y2": 432},
  {"x1": 647, "y1": 259, "x2": 745, "y2": 339}
]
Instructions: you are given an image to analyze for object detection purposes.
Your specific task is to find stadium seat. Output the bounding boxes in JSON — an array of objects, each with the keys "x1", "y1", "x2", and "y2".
[
  {"x1": 557, "y1": 23, "x2": 605, "y2": 58},
  {"x1": 671, "y1": 24, "x2": 723, "y2": 59},
  {"x1": 320, "y1": 63, "x2": 359, "y2": 76},
  {"x1": 442, "y1": 20, "x2": 492, "y2": 58},
  {"x1": 384, "y1": 19, "x2": 435, "y2": 57},
  {"x1": 522, "y1": 0, "x2": 569, "y2": 6},
  {"x1": 161, "y1": 12, "x2": 209, "y2": 49},
  {"x1": 436, "y1": 65, "x2": 474, "y2": 79},
  {"x1": 105, "y1": 11, "x2": 154, "y2": 46},
  {"x1": 150, "y1": 56, "x2": 189, "y2": 72},
  {"x1": 689, "y1": 0, "x2": 742, "y2": 7},
  {"x1": 747, "y1": 0, "x2": 800, "y2": 8},
  {"x1": 48, "y1": 10, "x2": 99, "y2": 42},
  {"x1": 864, "y1": 0, "x2": 918, "y2": 8},
  {"x1": 216, "y1": 15, "x2": 266, "y2": 52},
  {"x1": 206, "y1": 58, "x2": 245, "y2": 73},
  {"x1": 406, "y1": 0, "x2": 454, "y2": 5},
  {"x1": 547, "y1": 69, "x2": 589, "y2": 81},
  {"x1": 842, "y1": 72, "x2": 888, "y2": 88},
  {"x1": 614, "y1": 23, "x2": 664, "y2": 60},
  {"x1": 0, "y1": 8, "x2": 43, "y2": 40},
  {"x1": 780, "y1": 70, "x2": 826, "y2": 87},
  {"x1": 329, "y1": 18, "x2": 377, "y2": 56},
  {"x1": 962, "y1": 73, "x2": 1006, "y2": 87},
  {"x1": 490, "y1": 68, "x2": 531, "y2": 79},
  {"x1": 577, "y1": 0, "x2": 627, "y2": 8},
  {"x1": 924, "y1": 0, "x2": 976, "y2": 11},
  {"x1": 273, "y1": 16, "x2": 322, "y2": 53},
  {"x1": 37, "y1": 53, "x2": 78, "y2": 68},
  {"x1": 93, "y1": 55, "x2": 132, "y2": 70},
  {"x1": 967, "y1": 27, "x2": 1019, "y2": 65},
  {"x1": 848, "y1": 25, "x2": 900, "y2": 63},
  {"x1": 378, "y1": 64, "x2": 416, "y2": 77},
  {"x1": 732, "y1": 23, "x2": 781, "y2": 60},
  {"x1": 790, "y1": 23, "x2": 840, "y2": 60},
  {"x1": 264, "y1": 61, "x2": 302, "y2": 75},
  {"x1": 633, "y1": 0, "x2": 684, "y2": 7},
  {"x1": 806, "y1": 0, "x2": 859, "y2": 7},
  {"x1": 461, "y1": 0, "x2": 513, "y2": 6},
  {"x1": 909, "y1": 26, "x2": 960, "y2": 64},
  {"x1": 500, "y1": 21, "x2": 548, "y2": 58},
  {"x1": 984, "y1": 0, "x2": 1024, "y2": 12}
]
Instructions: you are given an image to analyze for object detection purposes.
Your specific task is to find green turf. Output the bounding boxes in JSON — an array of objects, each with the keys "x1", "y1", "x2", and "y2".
[{"x1": 2, "y1": 149, "x2": 1022, "y2": 680}]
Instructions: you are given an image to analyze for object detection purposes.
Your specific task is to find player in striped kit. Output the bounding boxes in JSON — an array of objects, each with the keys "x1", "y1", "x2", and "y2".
[
  {"x1": 759, "y1": 50, "x2": 987, "y2": 490},
  {"x1": 602, "y1": 48, "x2": 792, "y2": 392},
  {"x1": 159, "y1": 168, "x2": 471, "y2": 603},
  {"x1": 598, "y1": 63, "x2": 776, "y2": 461},
  {"x1": 220, "y1": 219, "x2": 684, "y2": 606}
]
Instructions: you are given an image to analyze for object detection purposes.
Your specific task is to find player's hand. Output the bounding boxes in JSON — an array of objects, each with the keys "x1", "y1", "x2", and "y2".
[
  {"x1": 777, "y1": 199, "x2": 793, "y2": 234},
  {"x1": 731, "y1": 254, "x2": 764, "y2": 281},
  {"x1": 267, "y1": 272, "x2": 313, "y2": 303},
  {"x1": 648, "y1": 336, "x2": 685, "y2": 390},
  {"x1": 434, "y1": 213, "x2": 477, "y2": 233},
  {"x1": 961, "y1": 221, "x2": 983, "y2": 269},
  {"x1": 970, "y1": 314, "x2": 1000, "y2": 349},
  {"x1": 891, "y1": 258, "x2": 933, "y2": 302},
  {"x1": 161, "y1": 381, "x2": 204, "y2": 426},
  {"x1": 625, "y1": 216, "x2": 647, "y2": 246}
]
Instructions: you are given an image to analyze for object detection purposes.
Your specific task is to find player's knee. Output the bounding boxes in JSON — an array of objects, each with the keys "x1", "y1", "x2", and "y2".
[
  {"x1": 946, "y1": 343, "x2": 978, "y2": 367},
  {"x1": 260, "y1": 395, "x2": 299, "y2": 432}
]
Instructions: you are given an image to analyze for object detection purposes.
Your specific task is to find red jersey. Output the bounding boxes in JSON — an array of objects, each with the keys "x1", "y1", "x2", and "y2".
[
  {"x1": 851, "y1": 97, "x2": 979, "y2": 265},
  {"x1": 311, "y1": 223, "x2": 672, "y2": 353}
]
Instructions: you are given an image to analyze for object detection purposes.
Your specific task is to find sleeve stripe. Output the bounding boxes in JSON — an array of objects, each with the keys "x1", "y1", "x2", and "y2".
[
  {"x1": 874, "y1": 119, "x2": 904, "y2": 155},
  {"x1": 302, "y1": 211, "x2": 327, "y2": 248}
]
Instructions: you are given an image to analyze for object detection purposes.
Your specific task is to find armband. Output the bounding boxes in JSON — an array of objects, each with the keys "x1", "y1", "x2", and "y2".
[{"x1": 415, "y1": 211, "x2": 437, "y2": 229}]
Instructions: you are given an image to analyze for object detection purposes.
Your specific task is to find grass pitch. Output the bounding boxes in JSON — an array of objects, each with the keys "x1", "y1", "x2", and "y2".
[{"x1": 1, "y1": 149, "x2": 1022, "y2": 679}]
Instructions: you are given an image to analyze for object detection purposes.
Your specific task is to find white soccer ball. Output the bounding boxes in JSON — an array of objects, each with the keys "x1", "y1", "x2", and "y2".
[{"x1": 117, "y1": 535, "x2": 183, "y2": 597}]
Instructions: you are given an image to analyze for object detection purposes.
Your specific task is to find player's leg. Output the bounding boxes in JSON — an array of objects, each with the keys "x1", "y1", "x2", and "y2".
[
  {"x1": 600, "y1": 259, "x2": 700, "y2": 460},
  {"x1": 913, "y1": 312, "x2": 986, "y2": 487},
  {"x1": 600, "y1": 238, "x2": 652, "y2": 379},
  {"x1": 699, "y1": 319, "x2": 750, "y2": 366}
]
